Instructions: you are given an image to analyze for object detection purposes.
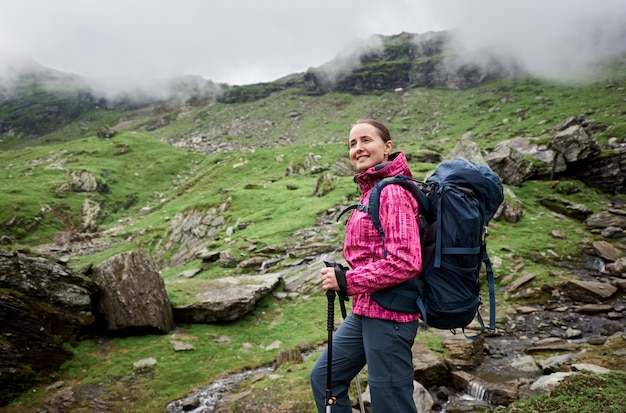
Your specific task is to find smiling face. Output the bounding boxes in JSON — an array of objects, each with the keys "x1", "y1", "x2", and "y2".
[{"x1": 348, "y1": 121, "x2": 393, "y2": 171}]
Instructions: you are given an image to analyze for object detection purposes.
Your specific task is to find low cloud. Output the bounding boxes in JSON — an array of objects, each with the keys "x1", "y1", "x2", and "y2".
[{"x1": 446, "y1": 0, "x2": 626, "y2": 82}]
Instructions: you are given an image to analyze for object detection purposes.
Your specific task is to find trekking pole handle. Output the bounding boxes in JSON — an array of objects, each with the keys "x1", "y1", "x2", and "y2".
[
  {"x1": 324, "y1": 260, "x2": 337, "y2": 310},
  {"x1": 324, "y1": 260, "x2": 348, "y2": 319}
]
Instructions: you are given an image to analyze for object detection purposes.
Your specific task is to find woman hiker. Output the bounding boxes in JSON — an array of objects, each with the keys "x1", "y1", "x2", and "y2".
[{"x1": 310, "y1": 119, "x2": 422, "y2": 412}]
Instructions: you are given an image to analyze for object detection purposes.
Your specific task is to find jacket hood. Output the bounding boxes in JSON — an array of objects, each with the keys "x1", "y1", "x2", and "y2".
[{"x1": 354, "y1": 151, "x2": 412, "y2": 191}]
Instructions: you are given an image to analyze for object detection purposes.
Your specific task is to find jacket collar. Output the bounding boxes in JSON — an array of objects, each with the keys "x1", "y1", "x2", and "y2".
[{"x1": 354, "y1": 151, "x2": 412, "y2": 191}]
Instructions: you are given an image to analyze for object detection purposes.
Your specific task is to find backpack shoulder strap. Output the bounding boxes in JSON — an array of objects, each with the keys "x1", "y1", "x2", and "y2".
[{"x1": 367, "y1": 175, "x2": 430, "y2": 257}]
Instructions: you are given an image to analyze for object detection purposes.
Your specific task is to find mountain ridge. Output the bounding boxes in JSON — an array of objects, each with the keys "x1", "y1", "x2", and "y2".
[{"x1": 0, "y1": 30, "x2": 528, "y2": 143}]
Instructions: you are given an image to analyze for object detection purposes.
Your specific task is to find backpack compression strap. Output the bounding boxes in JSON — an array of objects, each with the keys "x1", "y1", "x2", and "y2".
[
  {"x1": 433, "y1": 186, "x2": 481, "y2": 269},
  {"x1": 462, "y1": 229, "x2": 497, "y2": 338},
  {"x1": 482, "y1": 231, "x2": 497, "y2": 333}
]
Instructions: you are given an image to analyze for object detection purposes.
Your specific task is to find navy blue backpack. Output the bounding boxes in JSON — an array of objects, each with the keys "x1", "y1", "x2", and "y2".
[{"x1": 339, "y1": 158, "x2": 504, "y2": 337}]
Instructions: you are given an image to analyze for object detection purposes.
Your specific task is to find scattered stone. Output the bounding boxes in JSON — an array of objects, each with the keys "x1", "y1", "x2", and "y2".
[
  {"x1": 576, "y1": 304, "x2": 614, "y2": 314},
  {"x1": 170, "y1": 341, "x2": 195, "y2": 351},
  {"x1": 570, "y1": 363, "x2": 611, "y2": 374},
  {"x1": 530, "y1": 372, "x2": 573, "y2": 392},
  {"x1": 516, "y1": 305, "x2": 540, "y2": 314},
  {"x1": 562, "y1": 280, "x2": 618, "y2": 302},
  {"x1": 215, "y1": 335, "x2": 232, "y2": 344},
  {"x1": 592, "y1": 240, "x2": 622, "y2": 261},
  {"x1": 510, "y1": 355, "x2": 541, "y2": 373},
  {"x1": 601, "y1": 226, "x2": 625, "y2": 238},
  {"x1": 526, "y1": 338, "x2": 580, "y2": 353},
  {"x1": 178, "y1": 268, "x2": 202, "y2": 278},
  {"x1": 274, "y1": 349, "x2": 304, "y2": 369},
  {"x1": 538, "y1": 353, "x2": 577, "y2": 373},
  {"x1": 265, "y1": 340, "x2": 282, "y2": 351},
  {"x1": 508, "y1": 271, "x2": 536, "y2": 292},
  {"x1": 45, "y1": 381, "x2": 66, "y2": 392},
  {"x1": 566, "y1": 327, "x2": 583, "y2": 339},
  {"x1": 133, "y1": 358, "x2": 157, "y2": 368}
]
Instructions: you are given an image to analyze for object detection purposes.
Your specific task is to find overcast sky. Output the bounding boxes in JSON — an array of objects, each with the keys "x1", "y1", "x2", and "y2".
[{"x1": 1, "y1": 0, "x2": 625, "y2": 87}]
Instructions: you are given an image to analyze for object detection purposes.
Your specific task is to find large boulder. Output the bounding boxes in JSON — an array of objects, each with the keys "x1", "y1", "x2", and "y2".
[
  {"x1": 551, "y1": 125, "x2": 600, "y2": 164},
  {"x1": 92, "y1": 250, "x2": 174, "y2": 334},
  {"x1": 485, "y1": 122, "x2": 603, "y2": 188},
  {"x1": 485, "y1": 140, "x2": 536, "y2": 186},
  {"x1": 172, "y1": 273, "x2": 282, "y2": 323},
  {"x1": 0, "y1": 247, "x2": 98, "y2": 406}
]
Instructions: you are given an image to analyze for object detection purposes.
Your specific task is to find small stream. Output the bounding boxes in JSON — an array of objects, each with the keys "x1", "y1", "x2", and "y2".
[{"x1": 165, "y1": 366, "x2": 273, "y2": 413}]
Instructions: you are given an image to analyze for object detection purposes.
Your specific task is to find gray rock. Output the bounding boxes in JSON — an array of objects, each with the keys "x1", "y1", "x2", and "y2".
[
  {"x1": 0, "y1": 247, "x2": 98, "y2": 405},
  {"x1": 172, "y1": 273, "x2": 282, "y2": 323},
  {"x1": 93, "y1": 250, "x2": 174, "y2": 333}
]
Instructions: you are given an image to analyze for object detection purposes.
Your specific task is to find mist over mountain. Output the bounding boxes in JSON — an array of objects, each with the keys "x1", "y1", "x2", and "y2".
[
  {"x1": 2, "y1": 25, "x2": 626, "y2": 143},
  {"x1": 2, "y1": 0, "x2": 625, "y2": 87}
]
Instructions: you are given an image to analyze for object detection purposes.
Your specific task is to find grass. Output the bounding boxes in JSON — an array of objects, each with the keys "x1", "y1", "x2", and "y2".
[{"x1": 507, "y1": 371, "x2": 626, "y2": 413}]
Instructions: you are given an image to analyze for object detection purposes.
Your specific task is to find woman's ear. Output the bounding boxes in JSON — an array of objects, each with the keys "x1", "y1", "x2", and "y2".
[{"x1": 384, "y1": 140, "x2": 393, "y2": 155}]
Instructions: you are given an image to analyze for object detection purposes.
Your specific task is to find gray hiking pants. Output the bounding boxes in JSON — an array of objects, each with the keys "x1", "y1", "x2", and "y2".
[{"x1": 310, "y1": 313, "x2": 418, "y2": 412}]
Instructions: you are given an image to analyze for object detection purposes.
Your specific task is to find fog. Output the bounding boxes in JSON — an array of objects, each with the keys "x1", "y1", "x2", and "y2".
[{"x1": 1, "y1": 0, "x2": 624, "y2": 96}]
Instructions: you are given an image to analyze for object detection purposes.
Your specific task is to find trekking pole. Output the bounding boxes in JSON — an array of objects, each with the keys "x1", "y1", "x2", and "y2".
[
  {"x1": 323, "y1": 260, "x2": 364, "y2": 412},
  {"x1": 325, "y1": 287, "x2": 337, "y2": 411}
]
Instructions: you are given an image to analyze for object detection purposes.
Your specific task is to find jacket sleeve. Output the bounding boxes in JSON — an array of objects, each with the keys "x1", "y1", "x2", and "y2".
[{"x1": 344, "y1": 184, "x2": 422, "y2": 294}]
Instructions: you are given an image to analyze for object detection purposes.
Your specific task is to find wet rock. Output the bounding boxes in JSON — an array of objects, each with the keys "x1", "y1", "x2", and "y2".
[
  {"x1": 510, "y1": 355, "x2": 541, "y2": 373},
  {"x1": 526, "y1": 337, "x2": 580, "y2": 353},
  {"x1": 538, "y1": 353, "x2": 577, "y2": 373},
  {"x1": 530, "y1": 372, "x2": 573, "y2": 392},
  {"x1": 441, "y1": 333, "x2": 484, "y2": 369},
  {"x1": 361, "y1": 381, "x2": 434, "y2": 413},
  {"x1": 450, "y1": 370, "x2": 519, "y2": 407},
  {"x1": 412, "y1": 346, "x2": 449, "y2": 387}
]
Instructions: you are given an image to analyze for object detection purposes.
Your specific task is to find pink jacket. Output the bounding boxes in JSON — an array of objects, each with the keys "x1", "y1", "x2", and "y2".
[{"x1": 343, "y1": 151, "x2": 422, "y2": 322}]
